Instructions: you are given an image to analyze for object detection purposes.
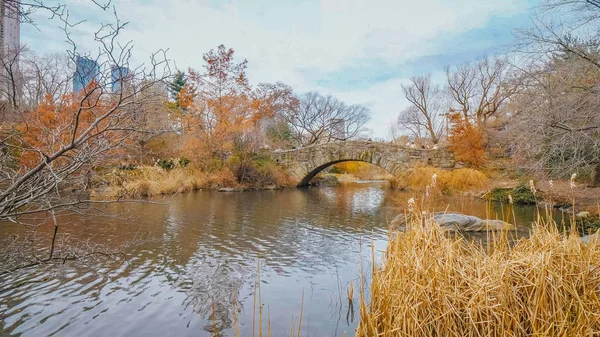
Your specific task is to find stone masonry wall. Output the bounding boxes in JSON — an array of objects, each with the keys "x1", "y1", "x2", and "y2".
[{"x1": 270, "y1": 141, "x2": 456, "y2": 186}]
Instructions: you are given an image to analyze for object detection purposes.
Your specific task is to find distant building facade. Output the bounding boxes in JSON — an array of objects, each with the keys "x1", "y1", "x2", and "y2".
[
  {"x1": 0, "y1": 0, "x2": 20, "y2": 53},
  {"x1": 0, "y1": 0, "x2": 20, "y2": 108},
  {"x1": 330, "y1": 118, "x2": 346, "y2": 139},
  {"x1": 73, "y1": 56, "x2": 99, "y2": 94},
  {"x1": 111, "y1": 65, "x2": 131, "y2": 92}
]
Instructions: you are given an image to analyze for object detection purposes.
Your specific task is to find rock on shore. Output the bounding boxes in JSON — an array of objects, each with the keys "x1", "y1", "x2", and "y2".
[
  {"x1": 391, "y1": 213, "x2": 514, "y2": 232},
  {"x1": 581, "y1": 232, "x2": 599, "y2": 244}
]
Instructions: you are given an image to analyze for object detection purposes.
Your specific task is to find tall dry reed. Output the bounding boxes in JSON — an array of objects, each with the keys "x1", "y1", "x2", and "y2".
[
  {"x1": 358, "y1": 216, "x2": 600, "y2": 336},
  {"x1": 92, "y1": 166, "x2": 239, "y2": 197}
]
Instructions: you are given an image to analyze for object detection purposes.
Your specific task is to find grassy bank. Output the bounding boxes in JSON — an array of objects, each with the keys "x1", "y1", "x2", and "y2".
[
  {"x1": 393, "y1": 166, "x2": 489, "y2": 194},
  {"x1": 91, "y1": 163, "x2": 293, "y2": 198},
  {"x1": 358, "y1": 215, "x2": 600, "y2": 336}
]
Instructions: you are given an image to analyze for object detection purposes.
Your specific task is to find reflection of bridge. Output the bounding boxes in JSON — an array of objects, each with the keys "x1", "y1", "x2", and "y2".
[{"x1": 271, "y1": 141, "x2": 456, "y2": 187}]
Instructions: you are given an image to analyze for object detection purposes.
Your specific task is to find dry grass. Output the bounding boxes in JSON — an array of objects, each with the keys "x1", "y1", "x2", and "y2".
[
  {"x1": 332, "y1": 162, "x2": 395, "y2": 181},
  {"x1": 92, "y1": 166, "x2": 239, "y2": 197},
  {"x1": 395, "y1": 166, "x2": 489, "y2": 194},
  {"x1": 93, "y1": 161, "x2": 294, "y2": 198},
  {"x1": 358, "y1": 216, "x2": 600, "y2": 336}
]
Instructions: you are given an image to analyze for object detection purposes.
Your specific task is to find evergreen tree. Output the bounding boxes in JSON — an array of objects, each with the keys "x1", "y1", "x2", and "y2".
[{"x1": 168, "y1": 70, "x2": 187, "y2": 106}]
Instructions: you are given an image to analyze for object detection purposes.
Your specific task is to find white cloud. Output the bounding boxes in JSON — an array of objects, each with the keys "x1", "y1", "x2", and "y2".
[{"x1": 23, "y1": 0, "x2": 529, "y2": 137}]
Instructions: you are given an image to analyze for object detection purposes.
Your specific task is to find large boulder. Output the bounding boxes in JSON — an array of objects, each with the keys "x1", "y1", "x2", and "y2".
[
  {"x1": 433, "y1": 213, "x2": 513, "y2": 232},
  {"x1": 390, "y1": 213, "x2": 514, "y2": 232}
]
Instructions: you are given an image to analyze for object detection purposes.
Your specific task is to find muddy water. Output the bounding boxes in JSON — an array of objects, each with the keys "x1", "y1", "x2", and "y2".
[{"x1": 0, "y1": 182, "x2": 544, "y2": 336}]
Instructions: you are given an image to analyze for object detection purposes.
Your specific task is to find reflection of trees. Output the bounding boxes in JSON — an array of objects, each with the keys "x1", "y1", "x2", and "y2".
[
  {"x1": 151, "y1": 184, "x2": 391, "y2": 333},
  {"x1": 178, "y1": 255, "x2": 245, "y2": 334},
  {"x1": 0, "y1": 184, "x2": 394, "y2": 335}
]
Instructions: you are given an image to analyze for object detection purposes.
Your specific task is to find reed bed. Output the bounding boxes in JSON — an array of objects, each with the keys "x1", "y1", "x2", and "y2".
[
  {"x1": 92, "y1": 166, "x2": 239, "y2": 197},
  {"x1": 358, "y1": 216, "x2": 600, "y2": 337},
  {"x1": 394, "y1": 166, "x2": 489, "y2": 194}
]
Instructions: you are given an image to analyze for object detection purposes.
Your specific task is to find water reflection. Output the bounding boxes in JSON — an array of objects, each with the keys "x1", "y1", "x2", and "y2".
[{"x1": 0, "y1": 182, "x2": 541, "y2": 337}]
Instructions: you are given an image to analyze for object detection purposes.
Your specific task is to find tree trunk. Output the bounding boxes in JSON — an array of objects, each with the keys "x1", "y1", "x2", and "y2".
[{"x1": 590, "y1": 162, "x2": 600, "y2": 187}]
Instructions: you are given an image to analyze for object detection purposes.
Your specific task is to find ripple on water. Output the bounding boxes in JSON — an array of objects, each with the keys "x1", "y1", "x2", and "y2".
[{"x1": 1, "y1": 183, "x2": 537, "y2": 337}]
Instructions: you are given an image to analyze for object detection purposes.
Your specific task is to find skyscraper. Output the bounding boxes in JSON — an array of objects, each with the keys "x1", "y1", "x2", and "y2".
[
  {"x1": 0, "y1": 0, "x2": 20, "y2": 53},
  {"x1": 111, "y1": 65, "x2": 131, "y2": 92},
  {"x1": 73, "y1": 56, "x2": 99, "y2": 94}
]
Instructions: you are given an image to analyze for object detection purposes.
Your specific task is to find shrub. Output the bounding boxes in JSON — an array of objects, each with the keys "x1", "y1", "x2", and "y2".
[
  {"x1": 156, "y1": 157, "x2": 191, "y2": 171},
  {"x1": 448, "y1": 112, "x2": 487, "y2": 168},
  {"x1": 118, "y1": 163, "x2": 137, "y2": 170},
  {"x1": 157, "y1": 159, "x2": 175, "y2": 170},
  {"x1": 396, "y1": 166, "x2": 489, "y2": 194},
  {"x1": 226, "y1": 151, "x2": 292, "y2": 187},
  {"x1": 444, "y1": 168, "x2": 489, "y2": 193},
  {"x1": 179, "y1": 157, "x2": 190, "y2": 168},
  {"x1": 488, "y1": 182, "x2": 537, "y2": 204}
]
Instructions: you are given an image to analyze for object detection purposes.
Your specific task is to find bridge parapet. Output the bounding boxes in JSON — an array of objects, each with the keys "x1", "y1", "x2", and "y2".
[{"x1": 270, "y1": 141, "x2": 455, "y2": 186}]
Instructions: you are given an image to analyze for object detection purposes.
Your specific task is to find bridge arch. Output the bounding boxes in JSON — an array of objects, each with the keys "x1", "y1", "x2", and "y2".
[
  {"x1": 296, "y1": 159, "x2": 387, "y2": 186},
  {"x1": 270, "y1": 141, "x2": 456, "y2": 187}
]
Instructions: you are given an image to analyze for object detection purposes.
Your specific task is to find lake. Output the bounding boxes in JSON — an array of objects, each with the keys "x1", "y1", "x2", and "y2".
[{"x1": 0, "y1": 182, "x2": 545, "y2": 336}]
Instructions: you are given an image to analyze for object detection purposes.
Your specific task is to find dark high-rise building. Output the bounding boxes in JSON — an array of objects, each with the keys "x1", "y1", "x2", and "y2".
[
  {"x1": 111, "y1": 66, "x2": 130, "y2": 92},
  {"x1": 73, "y1": 56, "x2": 99, "y2": 94}
]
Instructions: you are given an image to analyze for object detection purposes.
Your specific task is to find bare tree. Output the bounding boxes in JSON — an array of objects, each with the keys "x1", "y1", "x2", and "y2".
[
  {"x1": 0, "y1": 47, "x2": 72, "y2": 117},
  {"x1": 21, "y1": 51, "x2": 72, "y2": 108},
  {"x1": 3, "y1": 0, "x2": 112, "y2": 25},
  {"x1": 508, "y1": 48, "x2": 600, "y2": 181},
  {"x1": 445, "y1": 57, "x2": 510, "y2": 126},
  {"x1": 124, "y1": 80, "x2": 173, "y2": 165},
  {"x1": 510, "y1": 0, "x2": 600, "y2": 185},
  {"x1": 0, "y1": 4, "x2": 171, "y2": 222},
  {"x1": 280, "y1": 91, "x2": 370, "y2": 146},
  {"x1": 400, "y1": 75, "x2": 444, "y2": 143},
  {"x1": 0, "y1": 45, "x2": 24, "y2": 114},
  {"x1": 395, "y1": 106, "x2": 427, "y2": 141}
]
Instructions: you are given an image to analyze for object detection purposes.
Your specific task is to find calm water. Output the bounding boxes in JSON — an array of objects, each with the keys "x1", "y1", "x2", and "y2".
[{"x1": 0, "y1": 182, "x2": 543, "y2": 337}]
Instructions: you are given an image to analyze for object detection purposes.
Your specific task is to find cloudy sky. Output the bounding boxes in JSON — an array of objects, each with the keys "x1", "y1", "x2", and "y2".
[{"x1": 24, "y1": 0, "x2": 541, "y2": 138}]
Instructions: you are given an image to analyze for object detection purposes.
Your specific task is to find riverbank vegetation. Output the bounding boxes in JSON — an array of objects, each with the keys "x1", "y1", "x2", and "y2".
[
  {"x1": 2, "y1": 0, "x2": 600, "y2": 215},
  {"x1": 358, "y1": 214, "x2": 600, "y2": 336},
  {"x1": 387, "y1": 0, "x2": 600, "y2": 210},
  {"x1": 92, "y1": 159, "x2": 293, "y2": 198},
  {"x1": 326, "y1": 162, "x2": 395, "y2": 181},
  {"x1": 394, "y1": 166, "x2": 489, "y2": 195}
]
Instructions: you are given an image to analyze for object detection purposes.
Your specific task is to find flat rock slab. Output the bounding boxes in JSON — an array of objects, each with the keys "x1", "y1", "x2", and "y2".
[
  {"x1": 391, "y1": 213, "x2": 514, "y2": 232},
  {"x1": 218, "y1": 187, "x2": 245, "y2": 192}
]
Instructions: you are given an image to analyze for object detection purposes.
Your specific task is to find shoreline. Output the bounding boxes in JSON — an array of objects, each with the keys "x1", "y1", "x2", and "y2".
[{"x1": 90, "y1": 166, "x2": 600, "y2": 214}]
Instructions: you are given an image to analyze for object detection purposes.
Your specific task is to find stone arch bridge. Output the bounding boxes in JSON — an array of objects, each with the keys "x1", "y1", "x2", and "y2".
[{"x1": 271, "y1": 141, "x2": 456, "y2": 187}]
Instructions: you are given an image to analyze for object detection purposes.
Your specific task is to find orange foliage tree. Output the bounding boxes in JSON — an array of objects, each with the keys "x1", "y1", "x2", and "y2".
[
  {"x1": 17, "y1": 87, "x2": 118, "y2": 169},
  {"x1": 249, "y1": 82, "x2": 298, "y2": 126},
  {"x1": 447, "y1": 112, "x2": 486, "y2": 168},
  {"x1": 177, "y1": 83, "x2": 196, "y2": 110},
  {"x1": 183, "y1": 45, "x2": 252, "y2": 162},
  {"x1": 0, "y1": 3, "x2": 171, "y2": 221},
  {"x1": 175, "y1": 83, "x2": 198, "y2": 132},
  {"x1": 181, "y1": 45, "x2": 297, "y2": 165}
]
